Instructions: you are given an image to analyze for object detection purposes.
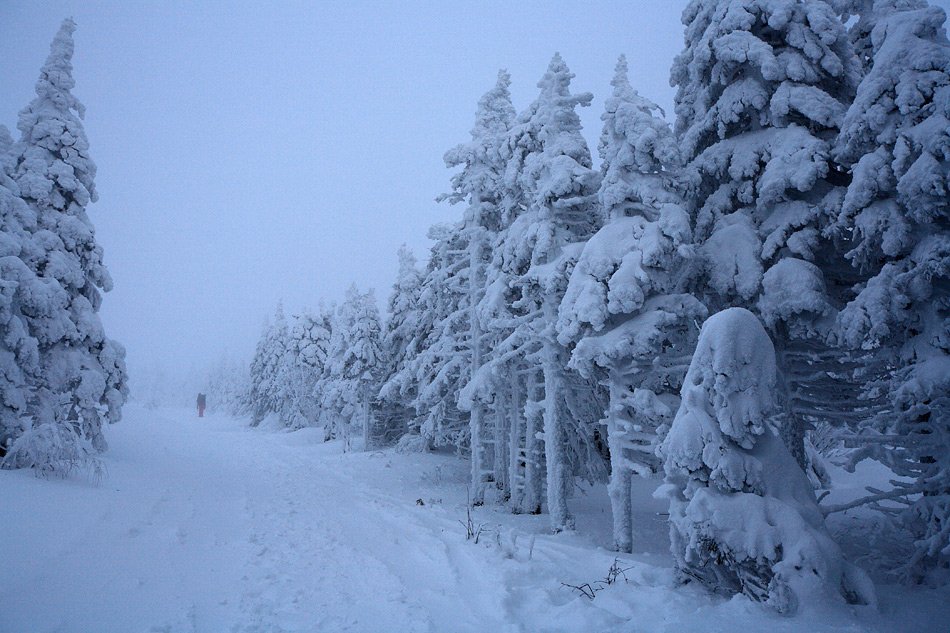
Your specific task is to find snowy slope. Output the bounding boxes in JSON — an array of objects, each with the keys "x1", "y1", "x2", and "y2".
[{"x1": 0, "y1": 404, "x2": 945, "y2": 633}]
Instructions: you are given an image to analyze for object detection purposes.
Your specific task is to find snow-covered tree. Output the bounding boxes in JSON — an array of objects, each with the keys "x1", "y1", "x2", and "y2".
[
  {"x1": 247, "y1": 303, "x2": 291, "y2": 426},
  {"x1": 484, "y1": 53, "x2": 605, "y2": 531},
  {"x1": 672, "y1": 0, "x2": 862, "y2": 466},
  {"x1": 321, "y1": 285, "x2": 382, "y2": 450},
  {"x1": 406, "y1": 224, "x2": 472, "y2": 451},
  {"x1": 276, "y1": 308, "x2": 331, "y2": 429},
  {"x1": 659, "y1": 307, "x2": 875, "y2": 613},
  {"x1": 377, "y1": 246, "x2": 423, "y2": 444},
  {"x1": 6, "y1": 19, "x2": 126, "y2": 457},
  {"x1": 0, "y1": 126, "x2": 44, "y2": 456},
  {"x1": 830, "y1": 0, "x2": 950, "y2": 582},
  {"x1": 204, "y1": 354, "x2": 250, "y2": 417},
  {"x1": 558, "y1": 57, "x2": 705, "y2": 552},
  {"x1": 440, "y1": 70, "x2": 516, "y2": 502}
]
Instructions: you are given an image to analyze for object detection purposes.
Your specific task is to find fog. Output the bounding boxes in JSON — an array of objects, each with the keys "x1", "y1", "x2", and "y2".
[{"x1": 5, "y1": 0, "x2": 934, "y2": 390}]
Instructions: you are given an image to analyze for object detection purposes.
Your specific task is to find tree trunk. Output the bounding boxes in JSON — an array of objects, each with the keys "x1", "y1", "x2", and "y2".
[
  {"x1": 506, "y1": 378, "x2": 525, "y2": 511},
  {"x1": 470, "y1": 404, "x2": 491, "y2": 504},
  {"x1": 607, "y1": 377, "x2": 633, "y2": 552},
  {"x1": 776, "y1": 344, "x2": 807, "y2": 471},
  {"x1": 542, "y1": 326, "x2": 574, "y2": 532},
  {"x1": 523, "y1": 369, "x2": 543, "y2": 515}
]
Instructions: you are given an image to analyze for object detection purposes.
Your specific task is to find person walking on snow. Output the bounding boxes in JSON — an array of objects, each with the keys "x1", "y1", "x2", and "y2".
[{"x1": 197, "y1": 393, "x2": 206, "y2": 418}]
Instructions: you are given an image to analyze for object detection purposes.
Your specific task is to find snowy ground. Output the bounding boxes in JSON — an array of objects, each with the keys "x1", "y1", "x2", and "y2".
[{"x1": 0, "y1": 405, "x2": 947, "y2": 633}]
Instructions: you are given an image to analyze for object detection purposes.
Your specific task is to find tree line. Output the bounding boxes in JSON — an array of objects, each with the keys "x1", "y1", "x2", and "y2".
[{"x1": 224, "y1": 0, "x2": 946, "y2": 608}]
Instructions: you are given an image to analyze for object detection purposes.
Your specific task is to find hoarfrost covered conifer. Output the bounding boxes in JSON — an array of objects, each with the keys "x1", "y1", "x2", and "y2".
[
  {"x1": 248, "y1": 303, "x2": 291, "y2": 426},
  {"x1": 0, "y1": 125, "x2": 45, "y2": 455},
  {"x1": 282, "y1": 308, "x2": 331, "y2": 429},
  {"x1": 321, "y1": 285, "x2": 382, "y2": 450},
  {"x1": 490, "y1": 54, "x2": 606, "y2": 531},
  {"x1": 5, "y1": 19, "x2": 126, "y2": 461},
  {"x1": 204, "y1": 354, "x2": 250, "y2": 417},
  {"x1": 558, "y1": 57, "x2": 705, "y2": 552},
  {"x1": 673, "y1": 0, "x2": 861, "y2": 467},
  {"x1": 377, "y1": 246, "x2": 423, "y2": 445},
  {"x1": 658, "y1": 308, "x2": 875, "y2": 613},
  {"x1": 407, "y1": 224, "x2": 472, "y2": 450},
  {"x1": 440, "y1": 70, "x2": 516, "y2": 502},
  {"x1": 832, "y1": 0, "x2": 950, "y2": 582}
]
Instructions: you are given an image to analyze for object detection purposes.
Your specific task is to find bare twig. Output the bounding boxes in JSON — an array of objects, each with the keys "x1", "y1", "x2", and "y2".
[
  {"x1": 561, "y1": 582, "x2": 598, "y2": 600},
  {"x1": 602, "y1": 558, "x2": 633, "y2": 586},
  {"x1": 821, "y1": 483, "x2": 932, "y2": 516},
  {"x1": 460, "y1": 489, "x2": 487, "y2": 542}
]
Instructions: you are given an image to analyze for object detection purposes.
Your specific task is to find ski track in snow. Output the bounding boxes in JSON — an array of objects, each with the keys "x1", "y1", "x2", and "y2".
[{"x1": 0, "y1": 404, "x2": 947, "y2": 633}]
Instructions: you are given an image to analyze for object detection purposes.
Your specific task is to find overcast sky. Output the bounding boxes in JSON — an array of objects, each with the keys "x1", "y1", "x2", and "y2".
[{"x1": 3, "y1": 1, "x2": 946, "y2": 388}]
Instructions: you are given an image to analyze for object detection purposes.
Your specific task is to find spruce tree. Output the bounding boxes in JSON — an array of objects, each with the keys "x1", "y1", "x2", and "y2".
[
  {"x1": 440, "y1": 71, "x2": 516, "y2": 502},
  {"x1": 407, "y1": 223, "x2": 472, "y2": 451},
  {"x1": 321, "y1": 285, "x2": 382, "y2": 450},
  {"x1": 831, "y1": 0, "x2": 950, "y2": 581},
  {"x1": 558, "y1": 56, "x2": 705, "y2": 551},
  {"x1": 495, "y1": 53, "x2": 605, "y2": 531},
  {"x1": 0, "y1": 126, "x2": 45, "y2": 457},
  {"x1": 672, "y1": 0, "x2": 862, "y2": 467},
  {"x1": 377, "y1": 246, "x2": 423, "y2": 445},
  {"x1": 9, "y1": 19, "x2": 126, "y2": 455},
  {"x1": 248, "y1": 303, "x2": 290, "y2": 426}
]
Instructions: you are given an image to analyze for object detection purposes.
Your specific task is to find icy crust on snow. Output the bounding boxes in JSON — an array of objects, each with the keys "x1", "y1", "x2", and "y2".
[{"x1": 659, "y1": 308, "x2": 875, "y2": 613}]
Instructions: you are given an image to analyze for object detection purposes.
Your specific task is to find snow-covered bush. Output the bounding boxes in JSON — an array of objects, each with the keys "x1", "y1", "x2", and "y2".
[
  {"x1": 2, "y1": 418, "x2": 104, "y2": 480},
  {"x1": 658, "y1": 308, "x2": 875, "y2": 613}
]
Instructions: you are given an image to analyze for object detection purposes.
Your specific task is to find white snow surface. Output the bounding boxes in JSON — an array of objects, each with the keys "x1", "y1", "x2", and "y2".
[{"x1": 0, "y1": 402, "x2": 946, "y2": 633}]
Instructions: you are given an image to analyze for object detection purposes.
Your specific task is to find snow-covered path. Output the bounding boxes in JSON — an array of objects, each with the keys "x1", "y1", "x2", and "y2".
[
  {"x1": 0, "y1": 405, "x2": 521, "y2": 633},
  {"x1": 1, "y1": 404, "x2": 946, "y2": 633}
]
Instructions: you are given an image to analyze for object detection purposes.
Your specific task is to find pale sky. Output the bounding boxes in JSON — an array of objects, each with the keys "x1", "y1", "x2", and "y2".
[{"x1": 3, "y1": 1, "x2": 943, "y2": 387}]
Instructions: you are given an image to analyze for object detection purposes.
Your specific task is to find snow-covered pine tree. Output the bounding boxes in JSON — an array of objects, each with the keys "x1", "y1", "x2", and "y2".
[
  {"x1": 9, "y1": 19, "x2": 126, "y2": 454},
  {"x1": 407, "y1": 223, "x2": 472, "y2": 451},
  {"x1": 440, "y1": 70, "x2": 516, "y2": 503},
  {"x1": 247, "y1": 303, "x2": 291, "y2": 426},
  {"x1": 464, "y1": 226, "x2": 544, "y2": 512},
  {"x1": 204, "y1": 354, "x2": 250, "y2": 417},
  {"x1": 377, "y1": 246, "x2": 423, "y2": 445},
  {"x1": 658, "y1": 307, "x2": 875, "y2": 613},
  {"x1": 672, "y1": 0, "x2": 862, "y2": 467},
  {"x1": 490, "y1": 53, "x2": 605, "y2": 531},
  {"x1": 557, "y1": 56, "x2": 706, "y2": 552},
  {"x1": 320, "y1": 285, "x2": 382, "y2": 451},
  {"x1": 832, "y1": 0, "x2": 878, "y2": 71},
  {"x1": 282, "y1": 308, "x2": 331, "y2": 429},
  {"x1": 831, "y1": 0, "x2": 950, "y2": 582},
  {"x1": 0, "y1": 125, "x2": 45, "y2": 458}
]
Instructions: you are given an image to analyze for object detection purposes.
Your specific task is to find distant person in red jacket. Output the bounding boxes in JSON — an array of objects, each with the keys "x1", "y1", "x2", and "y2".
[{"x1": 197, "y1": 393, "x2": 206, "y2": 418}]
